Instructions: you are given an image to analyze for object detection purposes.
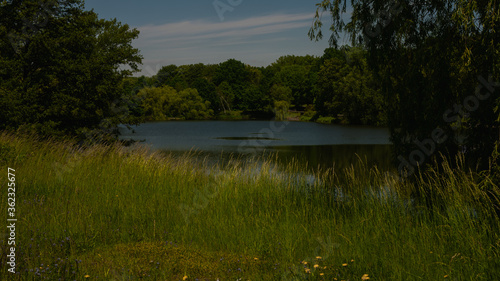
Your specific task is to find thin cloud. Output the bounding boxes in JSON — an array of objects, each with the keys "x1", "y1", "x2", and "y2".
[
  {"x1": 132, "y1": 12, "x2": 328, "y2": 76},
  {"x1": 136, "y1": 12, "x2": 314, "y2": 45}
]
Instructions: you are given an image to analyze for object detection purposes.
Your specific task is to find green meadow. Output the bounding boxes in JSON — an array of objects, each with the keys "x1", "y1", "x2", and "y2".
[{"x1": 1, "y1": 132, "x2": 499, "y2": 280}]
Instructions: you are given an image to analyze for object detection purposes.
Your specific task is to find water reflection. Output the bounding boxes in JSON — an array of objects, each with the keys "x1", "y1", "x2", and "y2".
[
  {"x1": 119, "y1": 121, "x2": 393, "y2": 173},
  {"x1": 266, "y1": 144, "x2": 394, "y2": 172}
]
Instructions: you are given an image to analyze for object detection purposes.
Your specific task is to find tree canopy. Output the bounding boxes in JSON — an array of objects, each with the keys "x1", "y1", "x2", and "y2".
[
  {"x1": 309, "y1": 0, "x2": 500, "y2": 178},
  {"x1": 0, "y1": 0, "x2": 142, "y2": 141}
]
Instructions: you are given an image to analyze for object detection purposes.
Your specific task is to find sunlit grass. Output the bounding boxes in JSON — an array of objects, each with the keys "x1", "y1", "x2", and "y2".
[{"x1": 1, "y1": 132, "x2": 499, "y2": 280}]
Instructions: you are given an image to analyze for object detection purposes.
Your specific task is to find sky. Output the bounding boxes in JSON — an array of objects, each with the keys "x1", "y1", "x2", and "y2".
[{"x1": 83, "y1": 0, "x2": 338, "y2": 76}]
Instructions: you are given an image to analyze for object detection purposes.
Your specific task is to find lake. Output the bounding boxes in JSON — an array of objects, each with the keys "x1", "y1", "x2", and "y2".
[{"x1": 119, "y1": 120, "x2": 394, "y2": 172}]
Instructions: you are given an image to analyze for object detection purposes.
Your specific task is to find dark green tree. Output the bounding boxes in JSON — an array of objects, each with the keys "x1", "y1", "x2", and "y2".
[
  {"x1": 0, "y1": 0, "x2": 142, "y2": 141},
  {"x1": 192, "y1": 77, "x2": 220, "y2": 113},
  {"x1": 155, "y1": 64, "x2": 179, "y2": 87},
  {"x1": 216, "y1": 81, "x2": 234, "y2": 113},
  {"x1": 214, "y1": 59, "x2": 250, "y2": 109},
  {"x1": 274, "y1": 65, "x2": 313, "y2": 106},
  {"x1": 316, "y1": 47, "x2": 384, "y2": 125},
  {"x1": 309, "y1": 0, "x2": 500, "y2": 178}
]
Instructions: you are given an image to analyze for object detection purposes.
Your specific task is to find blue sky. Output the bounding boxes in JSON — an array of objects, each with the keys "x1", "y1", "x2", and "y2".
[{"x1": 84, "y1": 0, "x2": 338, "y2": 76}]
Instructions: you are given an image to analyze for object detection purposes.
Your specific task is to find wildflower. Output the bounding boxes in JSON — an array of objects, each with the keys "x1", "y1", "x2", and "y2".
[
  {"x1": 302, "y1": 261, "x2": 308, "y2": 265},
  {"x1": 342, "y1": 263, "x2": 348, "y2": 267},
  {"x1": 84, "y1": 275, "x2": 90, "y2": 278},
  {"x1": 183, "y1": 276, "x2": 188, "y2": 280},
  {"x1": 305, "y1": 268, "x2": 311, "y2": 273},
  {"x1": 323, "y1": 266, "x2": 327, "y2": 269},
  {"x1": 314, "y1": 264, "x2": 319, "y2": 268},
  {"x1": 320, "y1": 273, "x2": 324, "y2": 276},
  {"x1": 316, "y1": 256, "x2": 322, "y2": 259},
  {"x1": 362, "y1": 274, "x2": 370, "y2": 280},
  {"x1": 444, "y1": 275, "x2": 448, "y2": 278},
  {"x1": 254, "y1": 258, "x2": 259, "y2": 261},
  {"x1": 350, "y1": 259, "x2": 354, "y2": 262}
]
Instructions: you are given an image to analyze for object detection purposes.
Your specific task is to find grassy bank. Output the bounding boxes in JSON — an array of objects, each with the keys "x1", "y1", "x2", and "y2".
[{"x1": 0, "y1": 132, "x2": 499, "y2": 280}]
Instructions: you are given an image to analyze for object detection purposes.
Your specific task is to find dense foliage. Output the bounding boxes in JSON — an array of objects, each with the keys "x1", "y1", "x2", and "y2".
[
  {"x1": 137, "y1": 86, "x2": 213, "y2": 121},
  {"x1": 126, "y1": 50, "x2": 386, "y2": 125},
  {"x1": 0, "y1": 0, "x2": 142, "y2": 141},
  {"x1": 309, "y1": 0, "x2": 500, "y2": 178}
]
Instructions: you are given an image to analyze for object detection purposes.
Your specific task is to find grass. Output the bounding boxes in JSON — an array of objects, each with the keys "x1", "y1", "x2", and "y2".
[{"x1": 1, "y1": 132, "x2": 499, "y2": 280}]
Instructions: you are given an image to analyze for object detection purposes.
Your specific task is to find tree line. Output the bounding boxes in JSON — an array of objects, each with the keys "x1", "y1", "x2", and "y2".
[{"x1": 123, "y1": 48, "x2": 386, "y2": 125}]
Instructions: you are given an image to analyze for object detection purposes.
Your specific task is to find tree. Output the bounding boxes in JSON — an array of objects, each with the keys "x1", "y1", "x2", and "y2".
[
  {"x1": 309, "y1": 0, "x2": 500, "y2": 177},
  {"x1": 174, "y1": 88, "x2": 214, "y2": 120},
  {"x1": 269, "y1": 84, "x2": 293, "y2": 120},
  {"x1": 216, "y1": 81, "x2": 234, "y2": 113},
  {"x1": 0, "y1": 0, "x2": 142, "y2": 141},
  {"x1": 316, "y1": 47, "x2": 384, "y2": 125},
  {"x1": 137, "y1": 86, "x2": 174, "y2": 121},
  {"x1": 155, "y1": 64, "x2": 179, "y2": 87},
  {"x1": 137, "y1": 86, "x2": 213, "y2": 121},
  {"x1": 214, "y1": 59, "x2": 250, "y2": 109},
  {"x1": 192, "y1": 78, "x2": 220, "y2": 113},
  {"x1": 274, "y1": 65, "x2": 313, "y2": 106},
  {"x1": 270, "y1": 84, "x2": 293, "y2": 104}
]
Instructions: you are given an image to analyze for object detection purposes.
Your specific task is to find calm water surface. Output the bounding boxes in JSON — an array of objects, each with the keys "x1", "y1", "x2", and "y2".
[{"x1": 120, "y1": 121, "x2": 393, "y2": 172}]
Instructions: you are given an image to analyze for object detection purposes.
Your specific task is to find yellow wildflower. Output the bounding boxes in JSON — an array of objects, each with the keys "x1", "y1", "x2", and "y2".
[
  {"x1": 183, "y1": 276, "x2": 188, "y2": 280},
  {"x1": 84, "y1": 275, "x2": 90, "y2": 278},
  {"x1": 362, "y1": 274, "x2": 370, "y2": 280},
  {"x1": 320, "y1": 273, "x2": 324, "y2": 276},
  {"x1": 305, "y1": 268, "x2": 311, "y2": 273},
  {"x1": 314, "y1": 264, "x2": 319, "y2": 268},
  {"x1": 316, "y1": 256, "x2": 322, "y2": 259},
  {"x1": 342, "y1": 263, "x2": 348, "y2": 267}
]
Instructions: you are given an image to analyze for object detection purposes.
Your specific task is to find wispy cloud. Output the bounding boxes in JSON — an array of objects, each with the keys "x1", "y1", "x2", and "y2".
[
  {"x1": 136, "y1": 13, "x2": 314, "y2": 44},
  {"x1": 132, "y1": 12, "x2": 328, "y2": 76}
]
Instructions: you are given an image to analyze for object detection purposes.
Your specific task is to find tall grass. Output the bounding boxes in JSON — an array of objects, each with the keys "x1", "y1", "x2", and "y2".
[{"x1": 1, "y1": 132, "x2": 499, "y2": 280}]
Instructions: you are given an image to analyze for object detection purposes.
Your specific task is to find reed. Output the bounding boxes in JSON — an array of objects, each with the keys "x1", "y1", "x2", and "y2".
[{"x1": 1, "y1": 132, "x2": 499, "y2": 280}]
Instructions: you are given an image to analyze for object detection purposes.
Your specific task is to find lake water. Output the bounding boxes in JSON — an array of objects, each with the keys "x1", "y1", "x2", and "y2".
[{"x1": 119, "y1": 121, "x2": 393, "y2": 172}]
